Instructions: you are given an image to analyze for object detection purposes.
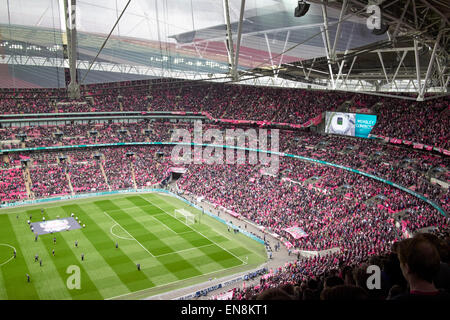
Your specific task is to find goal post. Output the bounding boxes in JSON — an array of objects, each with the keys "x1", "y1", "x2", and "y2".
[{"x1": 174, "y1": 209, "x2": 196, "y2": 225}]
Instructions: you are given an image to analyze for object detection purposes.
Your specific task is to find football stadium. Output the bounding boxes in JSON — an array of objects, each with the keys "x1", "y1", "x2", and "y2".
[{"x1": 0, "y1": 0, "x2": 449, "y2": 308}]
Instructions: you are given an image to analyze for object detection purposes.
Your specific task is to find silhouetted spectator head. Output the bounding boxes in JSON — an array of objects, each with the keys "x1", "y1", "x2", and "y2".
[
  {"x1": 369, "y1": 255, "x2": 383, "y2": 268},
  {"x1": 255, "y1": 287, "x2": 294, "y2": 300},
  {"x1": 341, "y1": 266, "x2": 355, "y2": 286},
  {"x1": 416, "y1": 233, "x2": 448, "y2": 262},
  {"x1": 320, "y1": 285, "x2": 369, "y2": 300},
  {"x1": 391, "y1": 241, "x2": 401, "y2": 254},
  {"x1": 387, "y1": 284, "x2": 405, "y2": 300},
  {"x1": 383, "y1": 252, "x2": 407, "y2": 288},
  {"x1": 279, "y1": 283, "x2": 296, "y2": 296},
  {"x1": 353, "y1": 263, "x2": 370, "y2": 289},
  {"x1": 302, "y1": 288, "x2": 318, "y2": 301},
  {"x1": 324, "y1": 276, "x2": 344, "y2": 289},
  {"x1": 307, "y1": 279, "x2": 319, "y2": 290},
  {"x1": 397, "y1": 237, "x2": 440, "y2": 284}
]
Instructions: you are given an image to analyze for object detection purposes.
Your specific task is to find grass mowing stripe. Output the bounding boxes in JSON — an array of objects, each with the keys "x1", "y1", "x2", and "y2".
[
  {"x1": 155, "y1": 253, "x2": 203, "y2": 280},
  {"x1": 60, "y1": 204, "x2": 155, "y2": 293},
  {"x1": 0, "y1": 215, "x2": 40, "y2": 300},
  {"x1": 39, "y1": 230, "x2": 102, "y2": 300},
  {"x1": 146, "y1": 195, "x2": 246, "y2": 266},
  {"x1": 126, "y1": 196, "x2": 213, "y2": 248},
  {"x1": 127, "y1": 196, "x2": 193, "y2": 233},
  {"x1": 12, "y1": 209, "x2": 75, "y2": 300},
  {"x1": 48, "y1": 207, "x2": 130, "y2": 299},
  {"x1": 197, "y1": 244, "x2": 243, "y2": 269},
  {"x1": 104, "y1": 211, "x2": 154, "y2": 257},
  {"x1": 94, "y1": 199, "x2": 203, "y2": 280},
  {"x1": 27, "y1": 210, "x2": 103, "y2": 300},
  {"x1": 94, "y1": 200, "x2": 174, "y2": 256}
]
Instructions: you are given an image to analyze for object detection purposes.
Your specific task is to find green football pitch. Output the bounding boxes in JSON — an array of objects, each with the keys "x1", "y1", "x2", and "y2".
[{"x1": 0, "y1": 193, "x2": 266, "y2": 300}]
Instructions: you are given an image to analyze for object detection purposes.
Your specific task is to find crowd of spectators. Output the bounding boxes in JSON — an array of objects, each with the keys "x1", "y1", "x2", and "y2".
[
  {"x1": 1, "y1": 80, "x2": 448, "y2": 150},
  {"x1": 1, "y1": 123, "x2": 448, "y2": 216},
  {"x1": 0, "y1": 167, "x2": 27, "y2": 202},
  {"x1": 177, "y1": 160, "x2": 448, "y2": 252},
  {"x1": 371, "y1": 96, "x2": 449, "y2": 149},
  {"x1": 227, "y1": 232, "x2": 450, "y2": 300}
]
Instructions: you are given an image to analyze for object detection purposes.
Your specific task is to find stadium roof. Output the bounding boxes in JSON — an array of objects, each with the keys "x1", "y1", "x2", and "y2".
[{"x1": 0, "y1": 0, "x2": 448, "y2": 98}]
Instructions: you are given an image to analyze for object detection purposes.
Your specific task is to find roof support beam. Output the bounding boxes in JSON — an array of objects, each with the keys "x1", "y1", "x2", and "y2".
[
  {"x1": 377, "y1": 52, "x2": 389, "y2": 84},
  {"x1": 414, "y1": 39, "x2": 422, "y2": 95},
  {"x1": 391, "y1": 0, "x2": 411, "y2": 42},
  {"x1": 233, "y1": 0, "x2": 246, "y2": 81},
  {"x1": 335, "y1": 50, "x2": 348, "y2": 84},
  {"x1": 264, "y1": 33, "x2": 277, "y2": 77},
  {"x1": 419, "y1": 0, "x2": 449, "y2": 25},
  {"x1": 331, "y1": 0, "x2": 348, "y2": 61},
  {"x1": 434, "y1": 56, "x2": 446, "y2": 89},
  {"x1": 222, "y1": 0, "x2": 235, "y2": 77},
  {"x1": 391, "y1": 50, "x2": 408, "y2": 86},
  {"x1": 321, "y1": 1, "x2": 333, "y2": 60},
  {"x1": 275, "y1": 30, "x2": 291, "y2": 79},
  {"x1": 284, "y1": 59, "x2": 329, "y2": 76},
  {"x1": 307, "y1": 58, "x2": 316, "y2": 79},
  {"x1": 320, "y1": 2, "x2": 335, "y2": 89},
  {"x1": 344, "y1": 56, "x2": 357, "y2": 83},
  {"x1": 176, "y1": 23, "x2": 324, "y2": 48},
  {"x1": 63, "y1": 0, "x2": 80, "y2": 99},
  {"x1": 418, "y1": 26, "x2": 445, "y2": 100}
]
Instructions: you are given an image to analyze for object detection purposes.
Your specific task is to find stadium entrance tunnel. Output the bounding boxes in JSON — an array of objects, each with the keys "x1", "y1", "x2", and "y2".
[
  {"x1": 161, "y1": 168, "x2": 186, "y2": 186},
  {"x1": 171, "y1": 172, "x2": 183, "y2": 181}
]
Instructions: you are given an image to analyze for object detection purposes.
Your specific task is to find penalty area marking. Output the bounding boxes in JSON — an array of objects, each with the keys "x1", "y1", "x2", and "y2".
[
  {"x1": 0, "y1": 243, "x2": 16, "y2": 267},
  {"x1": 103, "y1": 212, "x2": 155, "y2": 258},
  {"x1": 110, "y1": 224, "x2": 134, "y2": 241},
  {"x1": 143, "y1": 196, "x2": 247, "y2": 266}
]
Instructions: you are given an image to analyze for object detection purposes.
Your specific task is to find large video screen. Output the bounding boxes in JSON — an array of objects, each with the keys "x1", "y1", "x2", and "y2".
[{"x1": 325, "y1": 112, "x2": 377, "y2": 138}]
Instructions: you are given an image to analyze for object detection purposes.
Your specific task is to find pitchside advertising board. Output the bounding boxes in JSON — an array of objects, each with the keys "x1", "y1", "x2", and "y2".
[{"x1": 325, "y1": 111, "x2": 377, "y2": 138}]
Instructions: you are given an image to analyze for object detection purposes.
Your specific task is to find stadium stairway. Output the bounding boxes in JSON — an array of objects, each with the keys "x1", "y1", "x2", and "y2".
[
  {"x1": 270, "y1": 101, "x2": 284, "y2": 122},
  {"x1": 372, "y1": 102, "x2": 383, "y2": 113},
  {"x1": 337, "y1": 99, "x2": 354, "y2": 112},
  {"x1": 65, "y1": 172, "x2": 75, "y2": 195},
  {"x1": 22, "y1": 166, "x2": 34, "y2": 199},
  {"x1": 130, "y1": 162, "x2": 138, "y2": 190},
  {"x1": 99, "y1": 160, "x2": 112, "y2": 191}
]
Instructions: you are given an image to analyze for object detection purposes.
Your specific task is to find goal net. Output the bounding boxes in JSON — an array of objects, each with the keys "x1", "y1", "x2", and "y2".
[{"x1": 174, "y1": 209, "x2": 196, "y2": 225}]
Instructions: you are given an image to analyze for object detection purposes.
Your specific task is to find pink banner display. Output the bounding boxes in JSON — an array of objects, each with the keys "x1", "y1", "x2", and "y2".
[
  {"x1": 369, "y1": 134, "x2": 449, "y2": 156},
  {"x1": 214, "y1": 113, "x2": 322, "y2": 129},
  {"x1": 283, "y1": 226, "x2": 308, "y2": 239},
  {"x1": 228, "y1": 211, "x2": 240, "y2": 218},
  {"x1": 163, "y1": 110, "x2": 325, "y2": 130},
  {"x1": 284, "y1": 241, "x2": 293, "y2": 249}
]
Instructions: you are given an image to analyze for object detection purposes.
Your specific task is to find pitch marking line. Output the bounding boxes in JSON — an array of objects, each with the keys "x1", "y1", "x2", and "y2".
[
  {"x1": 0, "y1": 243, "x2": 16, "y2": 267},
  {"x1": 103, "y1": 212, "x2": 155, "y2": 258},
  {"x1": 144, "y1": 196, "x2": 247, "y2": 266},
  {"x1": 99, "y1": 204, "x2": 160, "y2": 214},
  {"x1": 105, "y1": 260, "x2": 255, "y2": 300},
  {"x1": 102, "y1": 203, "x2": 181, "y2": 236},
  {"x1": 110, "y1": 224, "x2": 134, "y2": 241},
  {"x1": 154, "y1": 243, "x2": 216, "y2": 258}
]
